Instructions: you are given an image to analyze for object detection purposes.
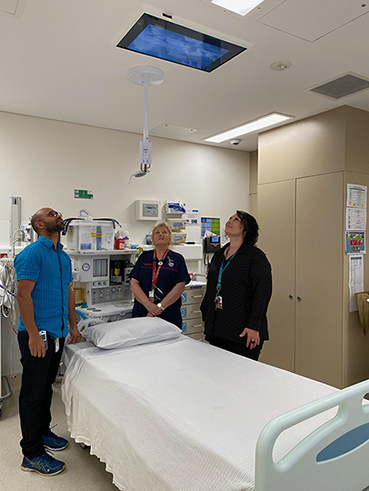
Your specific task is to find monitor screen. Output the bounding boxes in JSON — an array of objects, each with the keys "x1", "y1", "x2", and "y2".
[
  {"x1": 201, "y1": 217, "x2": 221, "y2": 237},
  {"x1": 117, "y1": 14, "x2": 246, "y2": 73}
]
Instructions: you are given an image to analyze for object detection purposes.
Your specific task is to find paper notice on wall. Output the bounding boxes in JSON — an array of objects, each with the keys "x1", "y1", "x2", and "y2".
[
  {"x1": 347, "y1": 184, "x2": 367, "y2": 208},
  {"x1": 346, "y1": 232, "x2": 366, "y2": 254},
  {"x1": 184, "y1": 209, "x2": 201, "y2": 226},
  {"x1": 346, "y1": 207, "x2": 366, "y2": 231},
  {"x1": 349, "y1": 254, "x2": 364, "y2": 312}
]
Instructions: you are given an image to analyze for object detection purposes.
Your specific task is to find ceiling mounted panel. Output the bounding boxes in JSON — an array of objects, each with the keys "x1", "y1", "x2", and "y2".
[
  {"x1": 258, "y1": 0, "x2": 369, "y2": 42},
  {"x1": 150, "y1": 123, "x2": 198, "y2": 139},
  {"x1": 308, "y1": 73, "x2": 369, "y2": 100},
  {"x1": 116, "y1": 12, "x2": 247, "y2": 73},
  {"x1": 0, "y1": 0, "x2": 19, "y2": 15}
]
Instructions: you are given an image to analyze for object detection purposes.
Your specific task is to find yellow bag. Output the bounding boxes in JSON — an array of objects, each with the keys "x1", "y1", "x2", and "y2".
[{"x1": 355, "y1": 291, "x2": 369, "y2": 336}]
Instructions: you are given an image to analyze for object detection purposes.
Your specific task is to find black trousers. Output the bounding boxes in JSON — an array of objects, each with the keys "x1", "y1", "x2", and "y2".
[
  {"x1": 206, "y1": 335, "x2": 264, "y2": 361},
  {"x1": 18, "y1": 331, "x2": 65, "y2": 458}
]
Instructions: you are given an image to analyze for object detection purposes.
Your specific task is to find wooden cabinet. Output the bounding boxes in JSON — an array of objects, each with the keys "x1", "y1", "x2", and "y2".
[
  {"x1": 257, "y1": 179, "x2": 296, "y2": 373},
  {"x1": 258, "y1": 173, "x2": 344, "y2": 387},
  {"x1": 257, "y1": 106, "x2": 369, "y2": 388},
  {"x1": 295, "y1": 173, "x2": 343, "y2": 386}
]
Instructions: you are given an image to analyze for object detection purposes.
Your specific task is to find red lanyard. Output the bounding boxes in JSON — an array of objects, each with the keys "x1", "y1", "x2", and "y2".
[{"x1": 152, "y1": 249, "x2": 170, "y2": 287}]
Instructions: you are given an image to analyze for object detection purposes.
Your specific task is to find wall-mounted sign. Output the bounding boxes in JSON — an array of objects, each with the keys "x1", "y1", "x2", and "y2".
[
  {"x1": 346, "y1": 232, "x2": 366, "y2": 254},
  {"x1": 347, "y1": 183, "x2": 367, "y2": 208},
  {"x1": 74, "y1": 189, "x2": 93, "y2": 199}
]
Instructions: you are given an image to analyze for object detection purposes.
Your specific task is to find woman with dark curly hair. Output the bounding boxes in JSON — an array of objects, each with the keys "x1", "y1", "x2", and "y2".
[{"x1": 201, "y1": 211, "x2": 272, "y2": 360}]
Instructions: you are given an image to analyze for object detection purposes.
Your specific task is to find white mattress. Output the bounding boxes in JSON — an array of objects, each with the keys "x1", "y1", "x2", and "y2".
[{"x1": 61, "y1": 336, "x2": 337, "y2": 491}]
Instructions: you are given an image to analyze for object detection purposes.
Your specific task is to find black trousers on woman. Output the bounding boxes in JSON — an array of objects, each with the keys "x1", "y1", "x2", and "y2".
[
  {"x1": 206, "y1": 335, "x2": 263, "y2": 361},
  {"x1": 18, "y1": 331, "x2": 64, "y2": 458}
]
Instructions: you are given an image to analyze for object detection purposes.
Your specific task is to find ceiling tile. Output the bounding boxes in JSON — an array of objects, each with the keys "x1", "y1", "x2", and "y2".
[{"x1": 258, "y1": 0, "x2": 369, "y2": 42}]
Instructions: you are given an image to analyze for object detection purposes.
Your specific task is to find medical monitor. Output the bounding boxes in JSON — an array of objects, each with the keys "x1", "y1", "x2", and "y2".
[
  {"x1": 116, "y1": 13, "x2": 246, "y2": 73},
  {"x1": 201, "y1": 217, "x2": 221, "y2": 238}
]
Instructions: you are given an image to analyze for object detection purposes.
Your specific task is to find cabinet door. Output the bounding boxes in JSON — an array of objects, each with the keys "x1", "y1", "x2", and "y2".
[
  {"x1": 258, "y1": 180, "x2": 296, "y2": 371},
  {"x1": 295, "y1": 173, "x2": 343, "y2": 387}
]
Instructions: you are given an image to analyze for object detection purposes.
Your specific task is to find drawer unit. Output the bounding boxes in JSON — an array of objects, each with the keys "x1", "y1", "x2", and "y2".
[
  {"x1": 181, "y1": 289, "x2": 205, "y2": 305},
  {"x1": 182, "y1": 317, "x2": 204, "y2": 334},
  {"x1": 181, "y1": 305, "x2": 202, "y2": 321},
  {"x1": 181, "y1": 283, "x2": 206, "y2": 341}
]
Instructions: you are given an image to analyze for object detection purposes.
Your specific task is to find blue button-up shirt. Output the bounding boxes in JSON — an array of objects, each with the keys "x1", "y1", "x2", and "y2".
[{"x1": 14, "y1": 236, "x2": 73, "y2": 338}]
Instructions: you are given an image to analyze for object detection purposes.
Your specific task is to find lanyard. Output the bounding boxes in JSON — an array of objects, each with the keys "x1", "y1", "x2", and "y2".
[
  {"x1": 152, "y1": 249, "x2": 170, "y2": 287},
  {"x1": 217, "y1": 247, "x2": 238, "y2": 291}
]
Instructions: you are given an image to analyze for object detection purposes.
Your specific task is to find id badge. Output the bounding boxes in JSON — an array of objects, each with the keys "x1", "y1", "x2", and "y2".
[
  {"x1": 215, "y1": 295, "x2": 223, "y2": 309},
  {"x1": 149, "y1": 289, "x2": 154, "y2": 302},
  {"x1": 55, "y1": 338, "x2": 60, "y2": 353}
]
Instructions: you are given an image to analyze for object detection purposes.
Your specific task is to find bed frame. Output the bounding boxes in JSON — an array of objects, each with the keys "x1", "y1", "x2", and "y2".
[
  {"x1": 62, "y1": 337, "x2": 369, "y2": 491},
  {"x1": 256, "y1": 379, "x2": 369, "y2": 491}
]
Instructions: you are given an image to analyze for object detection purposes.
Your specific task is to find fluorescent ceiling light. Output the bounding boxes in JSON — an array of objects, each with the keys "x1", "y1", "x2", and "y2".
[
  {"x1": 204, "y1": 113, "x2": 293, "y2": 143},
  {"x1": 211, "y1": 0, "x2": 264, "y2": 16}
]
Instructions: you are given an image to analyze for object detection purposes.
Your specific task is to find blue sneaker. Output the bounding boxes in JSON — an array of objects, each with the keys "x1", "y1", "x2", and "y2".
[
  {"x1": 42, "y1": 431, "x2": 69, "y2": 451},
  {"x1": 21, "y1": 452, "x2": 66, "y2": 476}
]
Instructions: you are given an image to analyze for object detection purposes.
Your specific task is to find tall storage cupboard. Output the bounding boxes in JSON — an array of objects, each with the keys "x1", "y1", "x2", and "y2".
[{"x1": 257, "y1": 106, "x2": 369, "y2": 388}]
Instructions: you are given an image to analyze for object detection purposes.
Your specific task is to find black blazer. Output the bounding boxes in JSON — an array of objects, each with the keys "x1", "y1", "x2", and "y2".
[{"x1": 201, "y1": 242, "x2": 272, "y2": 343}]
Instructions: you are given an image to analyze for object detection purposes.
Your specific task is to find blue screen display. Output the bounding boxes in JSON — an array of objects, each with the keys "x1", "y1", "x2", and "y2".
[
  {"x1": 129, "y1": 24, "x2": 229, "y2": 70},
  {"x1": 117, "y1": 14, "x2": 246, "y2": 73}
]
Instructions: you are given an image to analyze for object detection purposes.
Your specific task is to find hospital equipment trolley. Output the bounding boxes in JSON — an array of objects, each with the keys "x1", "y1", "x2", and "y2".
[{"x1": 181, "y1": 281, "x2": 206, "y2": 341}]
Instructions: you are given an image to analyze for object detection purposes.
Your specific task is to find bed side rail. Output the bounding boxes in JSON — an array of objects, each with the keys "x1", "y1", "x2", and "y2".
[{"x1": 255, "y1": 379, "x2": 369, "y2": 491}]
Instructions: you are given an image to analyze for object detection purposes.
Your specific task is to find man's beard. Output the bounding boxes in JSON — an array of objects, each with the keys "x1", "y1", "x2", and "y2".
[{"x1": 44, "y1": 220, "x2": 64, "y2": 234}]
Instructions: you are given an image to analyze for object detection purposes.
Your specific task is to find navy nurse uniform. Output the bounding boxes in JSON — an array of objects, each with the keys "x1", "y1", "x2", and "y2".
[{"x1": 130, "y1": 250, "x2": 190, "y2": 328}]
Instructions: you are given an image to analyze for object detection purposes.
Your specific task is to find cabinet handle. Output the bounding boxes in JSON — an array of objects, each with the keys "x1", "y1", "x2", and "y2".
[
  {"x1": 289, "y1": 294, "x2": 293, "y2": 299},
  {"x1": 191, "y1": 310, "x2": 202, "y2": 314},
  {"x1": 191, "y1": 295, "x2": 203, "y2": 298},
  {"x1": 297, "y1": 296, "x2": 301, "y2": 301}
]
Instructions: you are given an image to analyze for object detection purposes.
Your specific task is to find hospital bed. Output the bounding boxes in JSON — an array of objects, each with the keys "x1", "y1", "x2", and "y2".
[{"x1": 61, "y1": 317, "x2": 369, "y2": 491}]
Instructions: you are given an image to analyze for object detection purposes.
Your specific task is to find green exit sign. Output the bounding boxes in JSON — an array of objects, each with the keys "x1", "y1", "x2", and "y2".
[{"x1": 74, "y1": 189, "x2": 93, "y2": 200}]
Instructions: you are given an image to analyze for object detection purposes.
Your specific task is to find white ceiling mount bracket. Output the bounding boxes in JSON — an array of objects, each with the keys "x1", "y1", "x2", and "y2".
[
  {"x1": 128, "y1": 66, "x2": 164, "y2": 87},
  {"x1": 127, "y1": 66, "x2": 164, "y2": 185}
]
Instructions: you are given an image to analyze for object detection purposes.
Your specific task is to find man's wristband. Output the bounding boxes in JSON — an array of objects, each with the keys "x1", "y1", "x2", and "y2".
[{"x1": 157, "y1": 303, "x2": 165, "y2": 311}]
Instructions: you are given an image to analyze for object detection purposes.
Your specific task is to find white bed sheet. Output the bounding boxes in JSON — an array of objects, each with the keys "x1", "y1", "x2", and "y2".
[{"x1": 61, "y1": 336, "x2": 337, "y2": 491}]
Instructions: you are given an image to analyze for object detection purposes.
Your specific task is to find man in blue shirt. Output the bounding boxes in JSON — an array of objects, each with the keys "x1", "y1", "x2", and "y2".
[{"x1": 15, "y1": 207, "x2": 81, "y2": 476}]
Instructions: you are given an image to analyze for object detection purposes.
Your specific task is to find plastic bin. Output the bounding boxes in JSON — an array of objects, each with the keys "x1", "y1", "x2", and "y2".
[
  {"x1": 172, "y1": 233, "x2": 187, "y2": 244},
  {"x1": 167, "y1": 218, "x2": 186, "y2": 231},
  {"x1": 67, "y1": 220, "x2": 114, "y2": 251}
]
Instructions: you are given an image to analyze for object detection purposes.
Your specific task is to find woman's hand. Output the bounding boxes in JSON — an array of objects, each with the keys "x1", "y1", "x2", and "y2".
[
  {"x1": 131, "y1": 279, "x2": 161, "y2": 316},
  {"x1": 146, "y1": 302, "x2": 162, "y2": 317},
  {"x1": 239, "y1": 327, "x2": 260, "y2": 349}
]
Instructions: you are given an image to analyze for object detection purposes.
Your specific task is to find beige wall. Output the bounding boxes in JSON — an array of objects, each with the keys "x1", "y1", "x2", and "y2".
[
  {"x1": 0, "y1": 111, "x2": 250, "y2": 246},
  {"x1": 343, "y1": 171, "x2": 369, "y2": 386},
  {"x1": 345, "y1": 106, "x2": 369, "y2": 172},
  {"x1": 249, "y1": 150, "x2": 258, "y2": 218},
  {"x1": 0, "y1": 110, "x2": 251, "y2": 378},
  {"x1": 258, "y1": 107, "x2": 346, "y2": 184}
]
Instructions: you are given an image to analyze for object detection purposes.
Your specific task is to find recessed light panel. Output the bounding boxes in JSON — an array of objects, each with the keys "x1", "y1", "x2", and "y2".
[
  {"x1": 204, "y1": 113, "x2": 293, "y2": 143},
  {"x1": 117, "y1": 13, "x2": 246, "y2": 73},
  {"x1": 211, "y1": 0, "x2": 264, "y2": 16}
]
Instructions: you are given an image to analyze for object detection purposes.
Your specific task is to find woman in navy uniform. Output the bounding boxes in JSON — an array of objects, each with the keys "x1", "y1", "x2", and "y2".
[{"x1": 130, "y1": 222, "x2": 190, "y2": 328}]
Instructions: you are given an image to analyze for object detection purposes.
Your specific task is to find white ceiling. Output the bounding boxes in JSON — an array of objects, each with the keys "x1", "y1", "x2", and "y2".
[{"x1": 1, "y1": 0, "x2": 369, "y2": 152}]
